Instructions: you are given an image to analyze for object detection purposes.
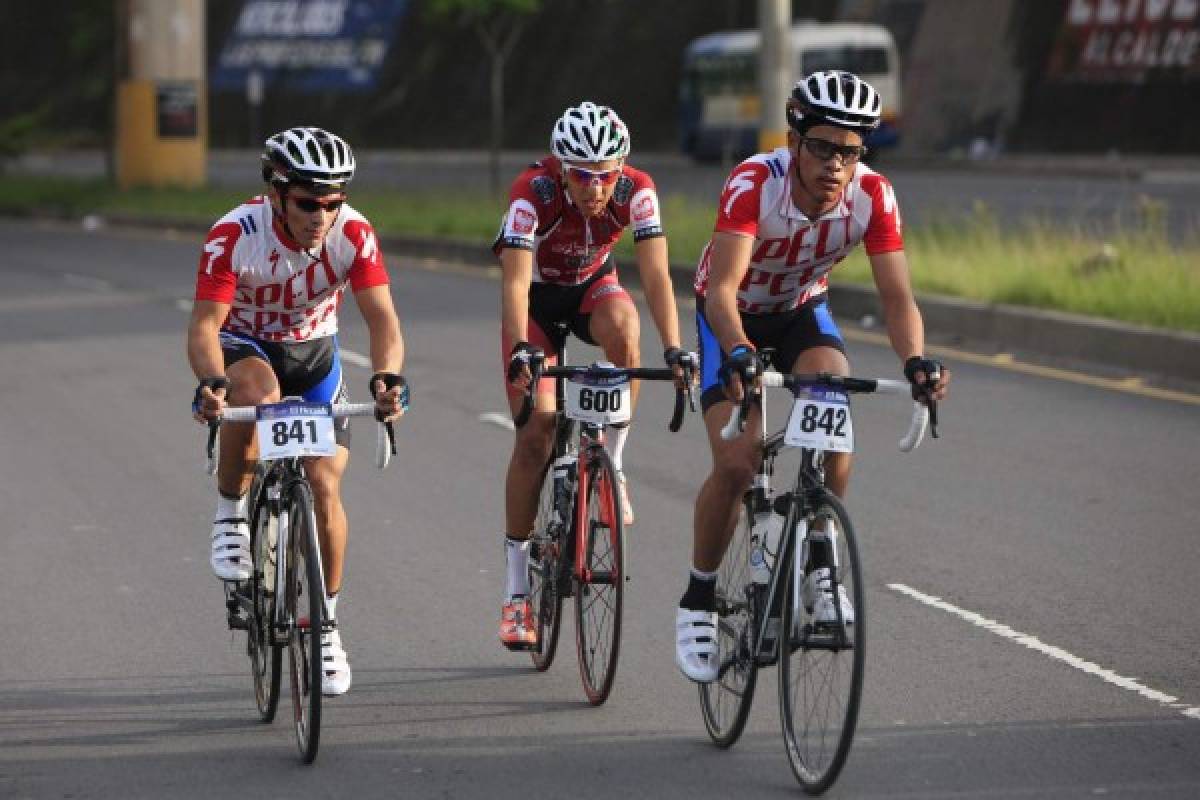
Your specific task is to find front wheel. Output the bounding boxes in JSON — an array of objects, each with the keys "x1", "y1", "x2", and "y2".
[
  {"x1": 529, "y1": 458, "x2": 564, "y2": 672},
  {"x1": 779, "y1": 491, "x2": 864, "y2": 794},
  {"x1": 285, "y1": 481, "x2": 323, "y2": 764},
  {"x1": 248, "y1": 475, "x2": 281, "y2": 722},
  {"x1": 699, "y1": 494, "x2": 759, "y2": 747},
  {"x1": 574, "y1": 447, "x2": 624, "y2": 705}
]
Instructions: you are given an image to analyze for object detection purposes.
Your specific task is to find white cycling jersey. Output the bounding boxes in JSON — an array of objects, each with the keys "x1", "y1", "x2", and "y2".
[
  {"x1": 194, "y1": 196, "x2": 389, "y2": 342},
  {"x1": 694, "y1": 147, "x2": 904, "y2": 314}
]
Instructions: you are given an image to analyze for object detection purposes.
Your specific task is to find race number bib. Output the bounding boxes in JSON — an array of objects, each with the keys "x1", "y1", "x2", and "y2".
[
  {"x1": 784, "y1": 388, "x2": 854, "y2": 452},
  {"x1": 255, "y1": 401, "x2": 337, "y2": 459},
  {"x1": 563, "y1": 371, "x2": 632, "y2": 425}
]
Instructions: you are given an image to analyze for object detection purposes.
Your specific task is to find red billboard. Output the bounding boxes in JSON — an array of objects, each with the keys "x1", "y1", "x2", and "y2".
[{"x1": 1047, "y1": 0, "x2": 1200, "y2": 82}]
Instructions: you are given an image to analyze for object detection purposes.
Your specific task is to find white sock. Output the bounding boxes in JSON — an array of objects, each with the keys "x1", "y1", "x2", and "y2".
[
  {"x1": 326, "y1": 592, "x2": 339, "y2": 620},
  {"x1": 505, "y1": 535, "x2": 531, "y2": 599},
  {"x1": 215, "y1": 492, "x2": 248, "y2": 522},
  {"x1": 609, "y1": 425, "x2": 630, "y2": 472}
]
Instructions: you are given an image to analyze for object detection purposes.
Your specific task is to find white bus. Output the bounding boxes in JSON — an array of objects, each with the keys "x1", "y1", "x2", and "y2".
[{"x1": 679, "y1": 22, "x2": 901, "y2": 161}]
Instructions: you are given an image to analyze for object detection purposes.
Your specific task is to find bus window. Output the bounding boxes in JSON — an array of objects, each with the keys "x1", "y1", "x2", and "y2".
[{"x1": 801, "y1": 47, "x2": 890, "y2": 76}]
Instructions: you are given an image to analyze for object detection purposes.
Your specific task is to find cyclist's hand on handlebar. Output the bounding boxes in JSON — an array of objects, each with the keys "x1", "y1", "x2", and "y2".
[
  {"x1": 718, "y1": 345, "x2": 761, "y2": 404},
  {"x1": 903, "y1": 356, "x2": 950, "y2": 404},
  {"x1": 507, "y1": 341, "x2": 544, "y2": 390},
  {"x1": 370, "y1": 372, "x2": 409, "y2": 422},
  {"x1": 192, "y1": 377, "x2": 229, "y2": 424},
  {"x1": 664, "y1": 346, "x2": 699, "y2": 390}
]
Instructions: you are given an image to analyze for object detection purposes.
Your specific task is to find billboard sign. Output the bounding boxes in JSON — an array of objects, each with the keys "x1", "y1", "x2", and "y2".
[
  {"x1": 211, "y1": 0, "x2": 408, "y2": 92},
  {"x1": 1047, "y1": 0, "x2": 1199, "y2": 83}
]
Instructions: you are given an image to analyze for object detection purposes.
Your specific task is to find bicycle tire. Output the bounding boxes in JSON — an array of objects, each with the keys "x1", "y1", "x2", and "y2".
[
  {"x1": 699, "y1": 494, "x2": 759, "y2": 747},
  {"x1": 248, "y1": 469, "x2": 281, "y2": 722},
  {"x1": 529, "y1": 457, "x2": 565, "y2": 671},
  {"x1": 574, "y1": 446, "x2": 624, "y2": 705},
  {"x1": 285, "y1": 480, "x2": 322, "y2": 764},
  {"x1": 779, "y1": 490, "x2": 864, "y2": 794}
]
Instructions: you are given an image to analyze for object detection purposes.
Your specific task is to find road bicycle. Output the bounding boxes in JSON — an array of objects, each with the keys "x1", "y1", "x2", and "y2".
[
  {"x1": 698, "y1": 359, "x2": 935, "y2": 794},
  {"x1": 514, "y1": 349, "x2": 695, "y2": 705},
  {"x1": 204, "y1": 399, "x2": 398, "y2": 763}
]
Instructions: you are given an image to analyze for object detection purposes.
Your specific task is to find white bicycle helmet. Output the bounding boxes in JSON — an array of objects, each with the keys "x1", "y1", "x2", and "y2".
[
  {"x1": 550, "y1": 101, "x2": 630, "y2": 162},
  {"x1": 262, "y1": 126, "x2": 356, "y2": 189},
  {"x1": 786, "y1": 71, "x2": 881, "y2": 135}
]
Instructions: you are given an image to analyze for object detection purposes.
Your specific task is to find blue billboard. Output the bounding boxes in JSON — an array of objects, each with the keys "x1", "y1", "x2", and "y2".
[{"x1": 211, "y1": 0, "x2": 409, "y2": 92}]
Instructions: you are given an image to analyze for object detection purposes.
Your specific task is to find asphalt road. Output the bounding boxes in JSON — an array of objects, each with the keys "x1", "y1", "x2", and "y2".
[{"x1": 2, "y1": 218, "x2": 1199, "y2": 799}]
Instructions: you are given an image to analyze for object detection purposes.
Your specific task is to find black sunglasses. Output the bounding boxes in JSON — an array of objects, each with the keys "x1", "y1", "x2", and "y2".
[
  {"x1": 291, "y1": 195, "x2": 345, "y2": 213},
  {"x1": 798, "y1": 136, "x2": 867, "y2": 164}
]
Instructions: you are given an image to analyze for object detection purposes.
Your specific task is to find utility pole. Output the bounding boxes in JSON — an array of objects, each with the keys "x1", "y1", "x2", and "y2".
[
  {"x1": 115, "y1": 0, "x2": 206, "y2": 188},
  {"x1": 758, "y1": 0, "x2": 792, "y2": 152}
]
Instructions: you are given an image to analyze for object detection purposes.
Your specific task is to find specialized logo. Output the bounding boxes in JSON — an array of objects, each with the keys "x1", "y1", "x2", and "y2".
[
  {"x1": 269, "y1": 249, "x2": 281, "y2": 275},
  {"x1": 513, "y1": 208, "x2": 536, "y2": 235},
  {"x1": 204, "y1": 236, "x2": 228, "y2": 274},
  {"x1": 722, "y1": 169, "x2": 758, "y2": 217}
]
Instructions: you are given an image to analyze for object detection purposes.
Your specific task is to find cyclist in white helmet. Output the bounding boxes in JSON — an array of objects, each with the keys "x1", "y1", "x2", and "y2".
[
  {"x1": 494, "y1": 101, "x2": 689, "y2": 649},
  {"x1": 674, "y1": 71, "x2": 951, "y2": 682},
  {"x1": 188, "y1": 126, "x2": 408, "y2": 696}
]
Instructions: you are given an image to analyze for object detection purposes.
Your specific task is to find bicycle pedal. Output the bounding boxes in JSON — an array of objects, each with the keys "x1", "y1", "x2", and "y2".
[
  {"x1": 226, "y1": 611, "x2": 249, "y2": 631},
  {"x1": 502, "y1": 641, "x2": 537, "y2": 653}
]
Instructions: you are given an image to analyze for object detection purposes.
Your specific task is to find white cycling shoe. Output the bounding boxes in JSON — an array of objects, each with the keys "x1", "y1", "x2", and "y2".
[
  {"x1": 210, "y1": 517, "x2": 252, "y2": 581},
  {"x1": 803, "y1": 567, "x2": 855, "y2": 625},
  {"x1": 320, "y1": 627, "x2": 352, "y2": 696},
  {"x1": 675, "y1": 607, "x2": 719, "y2": 683}
]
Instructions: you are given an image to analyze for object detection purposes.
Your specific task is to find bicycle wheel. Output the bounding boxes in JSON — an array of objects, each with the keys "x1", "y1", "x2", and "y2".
[
  {"x1": 285, "y1": 480, "x2": 323, "y2": 764},
  {"x1": 529, "y1": 458, "x2": 565, "y2": 672},
  {"x1": 779, "y1": 490, "x2": 864, "y2": 794},
  {"x1": 574, "y1": 446, "x2": 624, "y2": 705},
  {"x1": 700, "y1": 495, "x2": 759, "y2": 747},
  {"x1": 248, "y1": 473, "x2": 281, "y2": 722}
]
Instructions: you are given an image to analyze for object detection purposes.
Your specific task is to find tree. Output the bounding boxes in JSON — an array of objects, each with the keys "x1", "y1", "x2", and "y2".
[{"x1": 427, "y1": 0, "x2": 541, "y2": 195}]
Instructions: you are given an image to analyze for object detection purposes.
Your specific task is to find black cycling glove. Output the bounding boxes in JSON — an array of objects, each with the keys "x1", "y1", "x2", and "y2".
[
  {"x1": 192, "y1": 376, "x2": 229, "y2": 415},
  {"x1": 903, "y1": 356, "x2": 943, "y2": 387},
  {"x1": 664, "y1": 346, "x2": 696, "y2": 370},
  {"x1": 717, "y1": 345, "x2": 760, "y2": 388},
  {"x1": 370, "y1": 371, "x2": 409, "y2": 404},
  {"x1": 507, "y1": 341, "x2": 544, "y2": 383}
]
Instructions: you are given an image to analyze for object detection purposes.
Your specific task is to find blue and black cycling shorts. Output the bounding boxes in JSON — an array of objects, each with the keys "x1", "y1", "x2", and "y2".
[
  {"x1": 696, "y1": 295, "x2": 846, "y2": 413},
  {"x1": 219, "y1": 331, "x2": 351, "y2": 446}
]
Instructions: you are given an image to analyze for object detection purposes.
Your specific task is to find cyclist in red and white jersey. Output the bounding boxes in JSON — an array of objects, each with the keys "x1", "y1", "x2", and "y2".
[
  {"x1": 674, "y1": 72, "x2": 951, "y2": 682},
  {"x1": 188, "y1": 127, "x2": 408, "y2": 696},
  {"x1": 495, "y1": 101, "x2": 689, "y2": 649}
]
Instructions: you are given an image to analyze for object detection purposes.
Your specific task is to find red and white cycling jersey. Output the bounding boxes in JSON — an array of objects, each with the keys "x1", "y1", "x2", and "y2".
[
  {"x1": 194, "y1": 197, "x2": 389, "y2": 342},
  {"x1": 694, "y1": 147, "x2": 903, "y2": 314},
  {"x1": 492, "y1": 156, "x2": 664, "y2": 285}
]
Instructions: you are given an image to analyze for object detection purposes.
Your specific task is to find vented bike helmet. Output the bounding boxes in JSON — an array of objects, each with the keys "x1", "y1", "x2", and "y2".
[
  {"x1": 550, "y1": 101, "x2": 630, "y2": 162},
  {"x1": 261, "y1": 127, "x2": 356, "y2": 190},
  {"x1": 786, "y1": 70, "x2": 882, "y2": 135}
]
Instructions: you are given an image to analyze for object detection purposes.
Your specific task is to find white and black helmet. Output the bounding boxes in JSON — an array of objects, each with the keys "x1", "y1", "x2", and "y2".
[
  {"x1": 551, "y1": 101, "x2": 630, "y2": 162},
  {"x1": 262, "y1": 126, "x2": 356, "y2": 189},
  {"x1": 787, "y1": 71, "x2": 882, "y2": 135}
]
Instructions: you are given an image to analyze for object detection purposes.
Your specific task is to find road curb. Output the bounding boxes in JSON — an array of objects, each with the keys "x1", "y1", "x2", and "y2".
[{"x1": 40, "y1": 211, "x2": 1200, "y2": 387}]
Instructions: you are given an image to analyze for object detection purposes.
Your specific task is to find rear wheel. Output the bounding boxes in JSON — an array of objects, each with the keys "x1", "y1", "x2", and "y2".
[
  {"x1": 700, "y1": 494, "x2": 759, "y2": 747},
  {"x1": 285, "y1": 481, "x2": 323, "y2": 764},
  {"x1": 248, "y1": 474, "x2": 281, "y2": 722},
  {"x1": 574, "y1": 447, "x2": 624, "y2": 705},
  {"x1": 529, "y1": 458, "x2": 565, "y2": 671},
  {"x1": 779, "y1": 491, "x2": 864, "y2": 793}
]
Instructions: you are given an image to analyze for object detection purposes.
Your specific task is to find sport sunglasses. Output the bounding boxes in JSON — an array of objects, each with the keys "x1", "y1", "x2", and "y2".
[
  {"x1": 564, "y1": 165, "x2": 623, "y2": 186},
  {"x1": 291, "y1": 195, "x2": 345, "y2": 213},
  {"x1": 798, "y1": 136, "x2": 868, "y2": 164}
]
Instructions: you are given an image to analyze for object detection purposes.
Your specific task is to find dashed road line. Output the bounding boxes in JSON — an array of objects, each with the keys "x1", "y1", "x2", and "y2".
[{"x1": 888, "y1": 582, "x2": 1200, "y2": 720}]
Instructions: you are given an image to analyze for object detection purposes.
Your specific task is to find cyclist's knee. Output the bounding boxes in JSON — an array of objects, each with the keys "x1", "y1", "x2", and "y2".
[{"x1": 512, "y1": 417, "x2": 554, "y2": 468}]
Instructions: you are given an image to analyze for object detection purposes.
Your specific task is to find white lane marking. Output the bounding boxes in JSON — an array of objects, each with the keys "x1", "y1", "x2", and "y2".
[
  {"x1": 479, "y1": 412, "x2": 515, "y2": 431},
  {"x1": 176, "y1": 298, "x2": 193, "y2": 312},
  {"x1": 888, "y1": 583, "x2": 1200, "y2": 720},
  {"x1": 341, "y1": 349, "x2": 371, "y2": 368},
  {"x1": 62, "y1": 273, "x2": 112, "y2": 291}
]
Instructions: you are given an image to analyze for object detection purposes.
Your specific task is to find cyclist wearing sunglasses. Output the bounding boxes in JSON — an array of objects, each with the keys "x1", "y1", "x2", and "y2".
[
  {"x1": 493, "y1": 101, "x2": 687, "y2": 649},
  {"x1": 188, "y1": 126, "x2": 408, "y2": 695},
  {"x1": 674, "y1": 71, "x2": 951, "y2": 682}
]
